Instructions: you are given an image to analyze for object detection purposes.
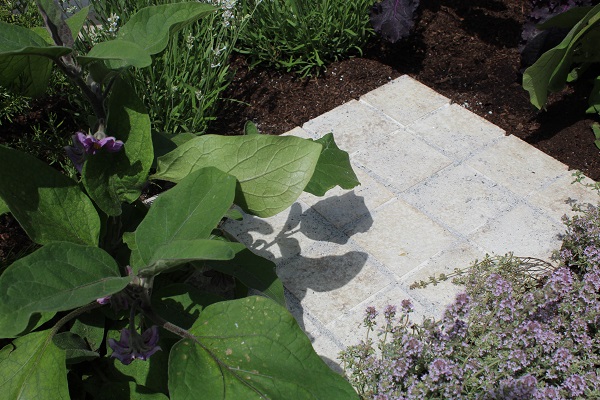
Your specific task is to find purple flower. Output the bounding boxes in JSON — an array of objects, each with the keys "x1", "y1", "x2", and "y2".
[
  {"x1": 65, "y1": 131, "x2": 124, "y2": 172},
  {"x1": 563, "y1": 374, "x2": 587, "y2": 397},
  {"x1": 108, "y1": 325, "x2": 161, "y2": 365}
]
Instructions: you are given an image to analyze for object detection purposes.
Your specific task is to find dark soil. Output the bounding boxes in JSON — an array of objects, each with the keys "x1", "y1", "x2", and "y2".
[
  {"x1": 207, "y1": 0, "x2": 600, "y2": 180},
  {"x1": 2, "y1": 0, "x2": 600, "y2": 265}
]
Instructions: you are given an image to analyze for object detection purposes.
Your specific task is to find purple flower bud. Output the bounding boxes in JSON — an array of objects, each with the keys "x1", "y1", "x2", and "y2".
[
  {"x1": 65, "y1": 131, "x2": 124, "y2": 173},
  {"x1": 108, "y1": 325, "x2": 161, "y2": 365}
]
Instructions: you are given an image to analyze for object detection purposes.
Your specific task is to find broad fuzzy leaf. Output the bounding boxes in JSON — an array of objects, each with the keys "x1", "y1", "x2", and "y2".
[
  {"x1": 153, "y1": 135, "x2": 322, "y2": 217},
  {"x1": 370, "y1": 0, "x2": 420, "y2": 43},
  {"x1": 78, "y1": 40, "x2": 152, "y2": 69},
  {"x1": 53, "y1": 332, "x2": 99, "y2": 364},
  {"x1": 0, "y1": 242, "x2": 130, "y2": 338},
  {"x1": 0, "y1": 22, "x2": 71, "y2": 97},
  {"x1": 152, "y1": 284, "x2": 223, "y2": 330},
  {"x1": 118, "y1": 3, "x2": 217, "y2": 55},
  {"x1": 169, "y1": 297, "x2": 358, "y2": 399},
  {"x1": 0, "y1": 145, "x2": 100, "y2": 246},
  {"x1": 83, "y1": 78, "x2": 153, "y2": 216},
  {"x1": 304, "y1": 133, "x2": 360, "y2": 196},
  {"x1": 0, "y1": 331, "x2": 69, "y2": 399},
  {"x1": 206, "y1": 247, "x2": 286, "y2": 306},
  {"x1": 139, "y1": 239, "x2": 239, "y2": 277},
  {"x1": 132, "y1": 167, "x2": 236, "y2": 271}
]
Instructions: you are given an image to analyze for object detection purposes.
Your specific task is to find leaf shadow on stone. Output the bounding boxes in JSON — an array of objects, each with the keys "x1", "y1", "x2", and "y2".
[{"x1": 223, "y1": 192, "x2": 374, "y2": 369}]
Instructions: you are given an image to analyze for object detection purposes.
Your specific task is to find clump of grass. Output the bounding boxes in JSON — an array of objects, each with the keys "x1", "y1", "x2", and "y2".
[{"x1": 236, "y1": 0, "x2": 376, "y2": 76}]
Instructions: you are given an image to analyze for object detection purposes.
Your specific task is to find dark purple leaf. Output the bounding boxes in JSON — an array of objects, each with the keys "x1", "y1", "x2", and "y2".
[{"x1": 370, "y1": 0, "x2": 420, "y2": 44}]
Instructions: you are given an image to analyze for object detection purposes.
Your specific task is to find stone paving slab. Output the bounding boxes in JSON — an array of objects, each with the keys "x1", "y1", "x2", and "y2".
[{"x1": 223, "y1": 75, "x2": 599, "y2": 369}]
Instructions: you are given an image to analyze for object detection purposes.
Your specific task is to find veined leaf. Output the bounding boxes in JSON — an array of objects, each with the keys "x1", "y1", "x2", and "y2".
[
  {"x1": 205, "y1": 247, "x2": 285, "y2": 306},
  {"x1": 118, "y1": 3, "x2": 217, "y2": 55},
  {"x1": 138, "y1": 239, "x2": 239, "y2": 277},
  {"x1": 152, "y1": 284, "x2": 223, "y2": 330},
  {"x1": 0, "y1": 331, "x2": 69, "y2": 399},
  {"x1": 65, "y1": 6, "x2": 90, "y2": 41},
  {"x1": 304, "y1": 132, "x2": 359, "y2": 196},
  {"x1": 168, "y1": 297, "x2": 359, "y2": 399},
  {"x1": 132, "y1": 167, "x2": 236, "y2": 271},
  {"x1": 0, "y1": 145, "x2": 100, "y2": 246},
  {"x1": 53, "y1": 332, "x2": 99, "y2": 364},
  {"x1": 153, "y1": 134, "x2": 322, "y2": 217},
  {"x1": 0, "y1": 21, "x2": 70, "y2": 97},
  {"x1": 78, "y1": 39, "x2": 152, "y2": 69},
  {"x1": 0, "y1": 242, "x2": 130, "y2": 338},
  {"x1": 83, "y1": 78, "x2": 153, "y2": 216}
]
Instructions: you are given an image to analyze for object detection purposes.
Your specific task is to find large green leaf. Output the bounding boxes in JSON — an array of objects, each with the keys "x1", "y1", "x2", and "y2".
[
  {"x1": 154, "y1": 135, "x2": 322, "y2": 217},
  {"x1": 206, "y1": 247, "x2": 285, "y2": 306},
  {"x1": 65, "y1": 6, "x2": 90, "y2": 41},
  {"x1": 132, "y1": 167, "x2": 236, "y2": 271},
  {"x1": 0, "y1": 331, "x2": 69, "y2": 399},
  {"x1": 138, "y1": 239, "x2": 239, "y2": 278},
  {"x1": 304, "y1": 133, "x2": 359, "y2": 196},
  {"x1": 78, "y1": 40, "x2": 153, "y2": 69},
  {"x1": 152, "y1": 284, "x2": 222, "y2": 330},
  {"x1": 0, "y1": 21, "x2": 70, "y2": 97},
  {"x1": 97, "y1": 382, "x2": 168, "y2": 400},
  {"x1": 168, "y1": 297, "x2": 359, "y2": 399},
  {"x1": 118, "y1": 3, "x2": 217, "y2": 55},
  {"x1": 0, "y1": 242, "x2": 130, "y2": 338},
  {"x1": 83, "y1": 79, "x2": 153, "y2": 216},
  {"x1": 523, "y1": 4, "x2": 600, "y2": 109},
  {"x1": 53, "y1": 332, "x2": 99, "y2": 364},
  {"x1": 0, "y1": 145, "x2": 100, "y2": 246}
]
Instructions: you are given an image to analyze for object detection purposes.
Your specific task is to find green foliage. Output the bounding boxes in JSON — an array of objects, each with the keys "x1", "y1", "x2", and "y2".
[
  {"x1": 0, "y1": 145, "x2": 101, "y2": 246},
  {"x1": 87, "y1": 0, "x2": 245, "y2": 135},
  {"x1": 0, "y1": 2, "x2": 360, "y2": 397},
  {"x1": 237, "y1": 0, "x2": 376, "y2": 76},
  {"x1": 523, "y1": 4, "x2": 600, "y2": 143},
  {"x1": 169, "y1": 296, "x2": 360, "y2": 399}
]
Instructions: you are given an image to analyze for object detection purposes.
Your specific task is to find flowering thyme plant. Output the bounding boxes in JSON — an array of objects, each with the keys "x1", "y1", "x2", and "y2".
[
  {"x1": 0, "y1": 1, "x2": 360, "y2": 398},
  {"x1": 341, "y1": 248, "x2": 600, "y2": 399}
]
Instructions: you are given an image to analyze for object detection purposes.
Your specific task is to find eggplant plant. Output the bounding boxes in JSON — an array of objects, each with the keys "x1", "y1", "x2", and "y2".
[{"x1": 0, "y1": 1, "x2": 360, "y2": 398}]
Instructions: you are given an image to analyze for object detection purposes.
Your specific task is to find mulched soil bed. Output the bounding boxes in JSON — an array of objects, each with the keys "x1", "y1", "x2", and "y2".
[{"x1": 2, "y1": 0, "x2": 600, "y2": 265}]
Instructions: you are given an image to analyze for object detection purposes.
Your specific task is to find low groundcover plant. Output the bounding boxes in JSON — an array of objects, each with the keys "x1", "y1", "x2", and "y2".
[
  {"x1": 0, "y1": 1, "x2": 362, "y2": 398},
  {"x1": 341, "y1": 205, "x2": 600, "y2": 399}
]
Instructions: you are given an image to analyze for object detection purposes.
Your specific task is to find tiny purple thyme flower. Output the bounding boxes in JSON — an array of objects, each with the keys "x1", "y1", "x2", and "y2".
[
  {"x1": 65, "y1": 130, "x2": 124, "y2": 173},
  {"x1": 109, "y1": 325, "x2": 161, "y2": 365}
]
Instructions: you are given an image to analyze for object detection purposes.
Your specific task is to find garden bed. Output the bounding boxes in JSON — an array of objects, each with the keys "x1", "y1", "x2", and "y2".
[
  {"x1": 2, "y1": 0, "x2": 599, "y2": 266},
  {"x1": 208, "y1": 0, "x2": 600, "y2": 181}
]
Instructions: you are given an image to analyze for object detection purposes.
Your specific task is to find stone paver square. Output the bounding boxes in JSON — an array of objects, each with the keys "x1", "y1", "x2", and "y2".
[
  {"x1": 408, "y1": 103, "x2": 505, "y2": 161},
  {"x1": 326, "y1": 283, "x2": 431, "y2": 350},
  {"x1": 466, "y1": 135, "x2": 568, "y2": 197},
  {"x1": 347, "y1": 199, "x2": 456, "y2": 278},
  {"x1": 300, "y1": 166, "x2": 395, "y2": 229},
  {"x1": 278, "y1": 242, "x2": 392, "y2": 325},
  {"x1": 302, "y1": 100, "x2": 401, "y2": 155},
  {"x1": 470, "y1": 203, "x2": 565, "y2": 262},
  {"x1": 527, "y1": 172, "x2": 599, "y2": 224},
  {"x1": 400, "y1": 240, "x2": 486, "y2": 318},
  {"x1": 360, "y1": 75, "x2": 450, "y2": 126},
  {"x1": 401, "y1": 164, "x2": 519, "y2": 235},
  {"x1": 355, "y1": 128, "x2": 452, "y2": 192}
]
